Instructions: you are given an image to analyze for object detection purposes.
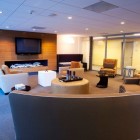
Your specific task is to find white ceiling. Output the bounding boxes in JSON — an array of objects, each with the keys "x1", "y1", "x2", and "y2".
[{"x1": 0, "y1": 0, "x2": 140, "y2": 36}]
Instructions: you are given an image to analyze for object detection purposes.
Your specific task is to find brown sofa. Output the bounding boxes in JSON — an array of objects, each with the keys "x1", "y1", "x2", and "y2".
[{"x1": 9, "y1": 90, "x2": 140, "y2": 140}]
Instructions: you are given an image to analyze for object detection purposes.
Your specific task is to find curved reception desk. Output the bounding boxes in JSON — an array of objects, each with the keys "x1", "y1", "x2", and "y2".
[{"x1": 9, "y1": 91, "x2": 140, "y2": 140}]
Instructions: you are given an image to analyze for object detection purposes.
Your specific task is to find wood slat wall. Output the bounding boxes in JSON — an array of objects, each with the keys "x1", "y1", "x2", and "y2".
[{"x1": 0, "y1": 30, "x2": 57, "y2": 70}]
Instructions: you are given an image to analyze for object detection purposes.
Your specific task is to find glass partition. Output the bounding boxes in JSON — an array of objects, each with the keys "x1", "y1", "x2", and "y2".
[
  {"x1": 92, "y1": 34, "x2": 140, "y2": 75},
  {"x1": 92, "y1": 40, "x2": 105, "y2": 71}
]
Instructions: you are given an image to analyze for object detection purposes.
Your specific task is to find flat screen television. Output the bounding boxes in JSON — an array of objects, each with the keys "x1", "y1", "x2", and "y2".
[{"x1": 15, "y1": 37, "x2": 42, "y2": 55}]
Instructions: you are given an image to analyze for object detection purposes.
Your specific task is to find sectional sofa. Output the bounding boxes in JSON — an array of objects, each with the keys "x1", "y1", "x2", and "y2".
[{"x1": 9, "y1": 91, "x2": 140, "y2": 140}]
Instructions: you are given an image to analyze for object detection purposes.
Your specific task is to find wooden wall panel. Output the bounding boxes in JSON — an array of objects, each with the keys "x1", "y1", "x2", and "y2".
[{"x1": 0, "y1": 30, "x2": 57, "y2": 70}]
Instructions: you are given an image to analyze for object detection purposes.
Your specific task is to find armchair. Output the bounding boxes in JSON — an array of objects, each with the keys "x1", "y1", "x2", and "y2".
[
  {"x1": 100, "y1": 59, "x2": 117, "y2": 77},
  {"x1": 59, "y1": 61, "x2": 84, "y2": 77}
]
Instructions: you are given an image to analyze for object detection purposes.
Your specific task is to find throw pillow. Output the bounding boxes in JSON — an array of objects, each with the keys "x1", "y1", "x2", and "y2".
[
  {"x1": 119, "y1": 85, "x2": 126, "y2": 93},
  {"x1": 103, "y1": 63, "x2": 115, "y2": 69},
  {"x1": 70, "y1": 61, "x2": 80, "y2": 68}
]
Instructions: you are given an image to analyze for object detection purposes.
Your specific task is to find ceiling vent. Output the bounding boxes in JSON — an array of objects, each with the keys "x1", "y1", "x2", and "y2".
[
  {"x1": 48, "y1": 13, "x2": 57, "y2": 17},
  {"x1": 84, "y1": 1, "x2": 118, "y2": 13},
  {"x1": 32, "y1": 26, "x2": 46, "y2": 30}
]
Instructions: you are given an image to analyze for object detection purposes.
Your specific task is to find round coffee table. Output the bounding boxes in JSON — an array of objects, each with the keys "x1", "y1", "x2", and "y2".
[{"x1": 51, "y1": 78, "x2": 89, "y2": 94}]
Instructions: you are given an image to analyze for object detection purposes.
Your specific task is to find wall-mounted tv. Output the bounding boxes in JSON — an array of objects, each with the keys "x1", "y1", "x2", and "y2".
[{"x1": 15, "y1": 37, "x2": 42, "y2": 55}]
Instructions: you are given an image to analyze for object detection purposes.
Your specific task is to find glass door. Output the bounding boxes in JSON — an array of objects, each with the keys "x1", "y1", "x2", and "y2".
[{"x1": 123, "y1": 41, "x2": 134, "y2": 67}]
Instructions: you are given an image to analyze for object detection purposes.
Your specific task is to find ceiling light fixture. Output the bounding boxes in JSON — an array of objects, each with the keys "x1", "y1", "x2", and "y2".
[
  {"x1": 68, "y1": 16, "x2": 72, "y2": 19},
  {"x1": 32, "y1": 28, "x2": 36, "y2": 31},
  {"x1": 93, "y1": 36, "x2": 105, "y2": 40},
  {"x1": 5, "y1": 26, "x2": 9, "y2": 29},
  {"x1": 64, "y1": 36, "x2": 75, "y2": 44},
  {"x1": 133, "y1": 33, "x2": 140, "y2": 36},
  {"x1": 121, "y1": 21, "x2": 125, "y2": 25},
  {"x1": 0, "y1": 11, "x2": 2, "y2": 14},
  {"x1": 120, "y1": 30, "x2": 124, "y2": 33},
  {"x1": 85, "y1": 28, "x2": 89, "y2": 30}
]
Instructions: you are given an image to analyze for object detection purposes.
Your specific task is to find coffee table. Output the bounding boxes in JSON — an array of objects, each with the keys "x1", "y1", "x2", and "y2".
[
  {"x1": 96, "y1": 74, "x2": 108, "y2": 88},
  {"x1": 51, "y1": 78, "x2": 89, "y2": 94}
]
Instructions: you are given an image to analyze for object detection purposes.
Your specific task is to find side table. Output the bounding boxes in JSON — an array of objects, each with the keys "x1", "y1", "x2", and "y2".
[
  {"x1": 96, "y1": 74, "x2": 108, "y2": 88},
  {"x1": 123, "y1": 67, "x2": 136, "y2": 79},
  {"x1": 11, "y1": 85, "x2": 31, "y2": 92},
  {"x1": 38, "y1": 70, "x2": 57, "y2": 87}
]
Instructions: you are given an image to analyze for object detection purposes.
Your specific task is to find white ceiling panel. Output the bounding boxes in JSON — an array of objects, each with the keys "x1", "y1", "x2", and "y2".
[
  {"x1": 11, "y1": 5, "x2": 45, "y2": 17},
  {"x1": 104, "y1": 8, "x2": 140, "y2": 23},
  {"x1": 0, "y1": 0, "x2": 25, "y2": 4},
  {"x1": 46, "y1": 3, "x2": 121, "y2": 24},
  {"x1": 104, "y1": 0, "x2": 138, "y2": 7},
  {"x1": 0, "y1": 0, "x2": 140, "y2": 36},
  {"x1": 59, "y1": 0, "x2": 99, "y2": 8},
  {"x1": 24, "y1": 0, "x2": 59, "y2": 9},
  {"x1": 0, "y1": 1, "x2": 20, "y2": 11},
  {"x1": 51, "y1": 0, "x2": 65, "y2": 2}
]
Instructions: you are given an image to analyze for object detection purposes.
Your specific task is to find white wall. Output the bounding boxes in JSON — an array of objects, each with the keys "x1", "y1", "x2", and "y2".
[
  {"x1": 80, "y1": 37, "x2": 90, "y2": 69},
  {"x1": 57, "y1": 35, "x2": 80, "y2": 54},
  {"x1": 57, "y1": 35, "x2": 90, "y2": 68}
]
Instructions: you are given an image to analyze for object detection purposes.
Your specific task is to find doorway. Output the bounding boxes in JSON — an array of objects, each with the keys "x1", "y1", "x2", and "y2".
[{"x1": 123, "y1": 41, "x2": 134, "y2": 67}]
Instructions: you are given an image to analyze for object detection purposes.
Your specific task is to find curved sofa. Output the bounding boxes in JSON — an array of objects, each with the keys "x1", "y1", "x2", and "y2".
[{"x1": 9, "y1": 91, "x2": 140, "y2": 140}]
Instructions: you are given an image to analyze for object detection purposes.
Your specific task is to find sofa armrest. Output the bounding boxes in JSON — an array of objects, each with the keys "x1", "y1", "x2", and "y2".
[{"x1": 0, "y1": 73, "x2": 29, "y2": 94}]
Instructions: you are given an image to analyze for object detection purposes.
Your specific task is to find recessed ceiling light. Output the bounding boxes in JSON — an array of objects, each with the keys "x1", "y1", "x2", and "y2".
[
  {"x1": 68, "y1": 16, "x2": 72, "y2": 19},
  {"x1": 85, "y1": 28, "x2": 89, "y2": 30},
  {"x1": 32, "y1": 28, "x2": 36, "y2": 31},
  {"x1": 0, "y1": 11, "x2": 2, "y2": 14},
  {"x1": 120, "y1": 21, "x2": 125, "y2": 25},
  {"x1": 120, "y1": 30, "x2": 124, "y2": 33},
  {"x1": 5, "y1": 26, "x2": 9, "y2": 29}
]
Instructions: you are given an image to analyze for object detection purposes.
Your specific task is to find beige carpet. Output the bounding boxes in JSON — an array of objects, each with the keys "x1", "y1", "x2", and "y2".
[{"x1": 28, "y1": 71, "x2": 140, "y2": 94}]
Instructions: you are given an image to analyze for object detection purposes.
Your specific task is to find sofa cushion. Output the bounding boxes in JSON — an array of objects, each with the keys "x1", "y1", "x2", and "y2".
[
  {"x1": 70, "y1": 61, "x2": 80, "y2": 68},
  {"x1": 103, "y1": 63, "x2": 115, "y2": 69}
]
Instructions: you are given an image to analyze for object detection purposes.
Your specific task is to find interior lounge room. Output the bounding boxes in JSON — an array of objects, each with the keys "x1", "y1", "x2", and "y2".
[{"x1": 1, "y1": 0, "x2": 140, "y2": 140}]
